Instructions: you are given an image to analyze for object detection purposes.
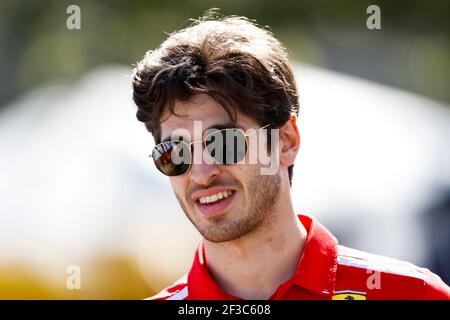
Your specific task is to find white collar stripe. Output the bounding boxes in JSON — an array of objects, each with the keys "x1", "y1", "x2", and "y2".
[
  {"x1": 166, "y1": 286, "x2": 188, "y2": 300},
  {"x1": 337, "y1": 256, "x2": 426, "y2": 280}
]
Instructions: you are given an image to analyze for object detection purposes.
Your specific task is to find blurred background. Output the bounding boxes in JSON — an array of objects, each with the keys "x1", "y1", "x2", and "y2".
[{"x1": 0, "y1": 0, "x2": 449, "y2": 299}]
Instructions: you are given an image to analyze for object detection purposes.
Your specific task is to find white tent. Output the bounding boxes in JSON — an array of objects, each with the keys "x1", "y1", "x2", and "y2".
[{"x1": 0, "y1": 64, "x2": 448, "y2": 291}]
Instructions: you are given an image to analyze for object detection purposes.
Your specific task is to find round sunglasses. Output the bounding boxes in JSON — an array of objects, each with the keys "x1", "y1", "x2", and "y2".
[{"x1": 150, "y1": 124, "x2": 270, "y2": 176}]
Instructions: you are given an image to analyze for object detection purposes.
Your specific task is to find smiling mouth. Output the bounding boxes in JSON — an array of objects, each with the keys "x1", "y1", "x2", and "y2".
[
  {"x1": 197, "y1": 190, "x2": 233, "y2": 205},
  {"x1": 194, "y1": 190, "x2": 236, "y2": 217}
]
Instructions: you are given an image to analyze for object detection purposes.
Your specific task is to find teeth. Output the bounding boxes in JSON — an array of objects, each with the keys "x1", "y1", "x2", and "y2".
[{"x1": 199, "y1": 191, "x2": 232, "y2": 204}]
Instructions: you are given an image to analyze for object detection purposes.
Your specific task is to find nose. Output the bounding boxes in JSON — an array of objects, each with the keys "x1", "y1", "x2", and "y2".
[{"x1": 189, "y1": 161, "x2": 221, "y2": 186}]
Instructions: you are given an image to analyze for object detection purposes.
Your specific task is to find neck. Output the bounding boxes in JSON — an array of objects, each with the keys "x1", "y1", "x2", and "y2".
[{"x1": 203, "y1": 195, "x2": 307, "y2": 299}]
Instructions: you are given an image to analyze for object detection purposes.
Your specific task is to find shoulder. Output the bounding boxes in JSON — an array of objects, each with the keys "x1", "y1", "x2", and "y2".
[
  {"x1": 335, "y1": 245, "x2": 450, "y2": 299},
  {"x1": 144, "y1": 274, "x2": 189, "y2": 300}
]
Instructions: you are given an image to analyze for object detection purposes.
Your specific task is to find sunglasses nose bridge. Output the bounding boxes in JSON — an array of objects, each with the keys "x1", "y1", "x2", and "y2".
[{"x1": 186, "y1": 138, "x2": 218, "y2": 164}]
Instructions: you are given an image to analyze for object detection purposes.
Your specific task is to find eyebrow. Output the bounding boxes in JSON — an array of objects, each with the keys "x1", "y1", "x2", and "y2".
[
  {"x1": 160, "y1": 121, "x2": 236, "y2": 143},
  {"x1": 206, "y1": 121, "x2": 236, "y2": 132}
]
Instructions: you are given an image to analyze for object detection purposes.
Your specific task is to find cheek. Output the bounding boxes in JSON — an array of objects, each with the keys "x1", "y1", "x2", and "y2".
[
  {"x1": 235, "y1": 161, "x2": 259, "y2": 173},
  {"x1": 169, "y1": 177, "x2": 188, "y2": 198},
  {"x1": 226, "y1": 164, "x2": 253, "y2": 189}
]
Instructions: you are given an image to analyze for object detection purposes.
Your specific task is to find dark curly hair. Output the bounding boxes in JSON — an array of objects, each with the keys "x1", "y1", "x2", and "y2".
[{"x1": 132, "y1": 11, "x2": 299, "y2": 185}]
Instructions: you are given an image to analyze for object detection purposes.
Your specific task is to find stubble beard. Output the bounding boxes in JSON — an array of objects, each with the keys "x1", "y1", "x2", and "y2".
[{"x1": 175, "y1": 170, "x2": 281, "y2": 243}]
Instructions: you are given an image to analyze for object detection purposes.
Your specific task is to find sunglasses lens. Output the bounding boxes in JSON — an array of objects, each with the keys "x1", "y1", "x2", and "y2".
[
  {"x1": 152, "y1": 141, "x2": 191, "y2": 176},
  {"x1": 205, "y1": 129, "x2": 247, "y2": 164}
]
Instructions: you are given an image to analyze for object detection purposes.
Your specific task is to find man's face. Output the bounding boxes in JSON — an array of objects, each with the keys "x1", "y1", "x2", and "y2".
[{"x1": 159, "y1": 94, "x2": 281, "y2": 243}]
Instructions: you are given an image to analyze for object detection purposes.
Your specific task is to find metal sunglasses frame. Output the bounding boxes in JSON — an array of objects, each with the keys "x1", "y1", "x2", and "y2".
[{"x1": 150, "y1": 124, "x2": 271, "y2": 176}]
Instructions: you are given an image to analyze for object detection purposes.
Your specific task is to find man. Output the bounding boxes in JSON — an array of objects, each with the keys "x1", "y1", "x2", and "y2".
[{"x1": 131, "y1": 13, "x2": 450, "y2": 300}]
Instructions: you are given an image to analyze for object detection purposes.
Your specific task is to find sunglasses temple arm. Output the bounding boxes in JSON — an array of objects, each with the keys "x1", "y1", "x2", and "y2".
[{"x1": 245, "y1": 124, "x2": 271, "y2": 137}]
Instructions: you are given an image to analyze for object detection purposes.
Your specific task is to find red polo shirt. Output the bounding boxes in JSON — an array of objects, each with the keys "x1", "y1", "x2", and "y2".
[{"x1": 148, "y1": 215, "x2": 450, "y2": 300}]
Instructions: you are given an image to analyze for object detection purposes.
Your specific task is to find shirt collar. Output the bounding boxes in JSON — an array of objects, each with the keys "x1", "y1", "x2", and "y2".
[
  {"x1": 187, "y1": 214, "x2": 338, "y2": 299},
  {"x1": 292, "y1": 215, "x2": 338, "y2": 296}
]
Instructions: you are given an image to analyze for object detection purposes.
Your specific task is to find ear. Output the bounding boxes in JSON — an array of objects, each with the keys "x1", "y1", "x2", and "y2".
[{"x1": 279, "y1": 115, "x2": 300, "y2": 168}]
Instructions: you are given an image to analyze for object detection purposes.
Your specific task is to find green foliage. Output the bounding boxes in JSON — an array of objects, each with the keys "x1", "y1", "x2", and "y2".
[{"x1": 0, "y1": 0, "x2": 448, "y2": 106}]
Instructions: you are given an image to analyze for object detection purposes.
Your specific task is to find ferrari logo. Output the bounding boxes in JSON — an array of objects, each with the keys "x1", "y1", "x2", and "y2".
[{"x1": 332, "y1": 290, "x2": 367, "y2": 300}]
